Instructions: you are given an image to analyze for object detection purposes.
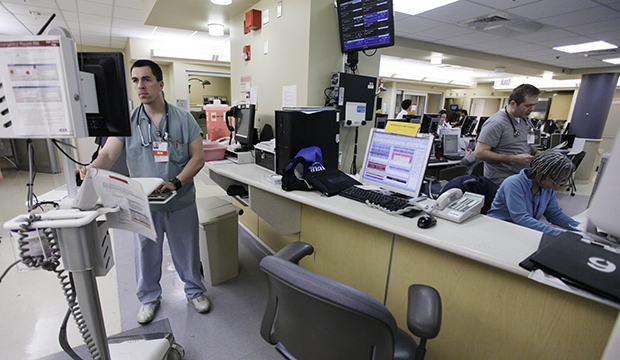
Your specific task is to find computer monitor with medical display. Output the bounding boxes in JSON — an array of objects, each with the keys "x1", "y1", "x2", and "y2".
[
  {"x1": 419, "y1": 113, "x2": 439, "y2": 133},
  {"x1": 233, "y1": 104, "x2": 256, "y2": 151},
  {"x1": 359, "y1": 129, "x2": 434, "y2": 199}
]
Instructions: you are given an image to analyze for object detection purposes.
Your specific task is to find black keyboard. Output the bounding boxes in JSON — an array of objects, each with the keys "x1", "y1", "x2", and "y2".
[
  {"x1": 443, "y1": 154, "x2": 464, "y2": 161},
  {"x1": 428, "y1": 158, "x2": 448, "y2": 163},
  {"x1": 338, "y1": 186, "x2": 421, "y2": 218}
]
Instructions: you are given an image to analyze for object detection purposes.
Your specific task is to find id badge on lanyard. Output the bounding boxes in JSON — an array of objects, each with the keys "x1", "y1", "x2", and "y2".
[
  {"x1": 153, "y1": 141, "x2": 169, "y2": 162},
  {"x1": 527, "y1": 128, "x2": 535, "y2": 144}
]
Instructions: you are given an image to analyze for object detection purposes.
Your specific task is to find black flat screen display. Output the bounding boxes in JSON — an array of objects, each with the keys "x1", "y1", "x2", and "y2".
[{"x1": 337, "y1": 0, "x2": 395, "y2": 53}]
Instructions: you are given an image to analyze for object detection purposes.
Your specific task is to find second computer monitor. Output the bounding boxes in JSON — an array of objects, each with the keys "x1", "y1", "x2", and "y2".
[
  {"x1": 359, "y1": 129, "x2": 434, "y2": 199},
  {"x1": 442, "y1": 134, "x2": 459, "y2": 156},
  {"x1": 419, "y1": 113, "x2": 439, "y2": 133},
  {"x1": 234, "y1": 104, "x2": 256, "y2": 151}
]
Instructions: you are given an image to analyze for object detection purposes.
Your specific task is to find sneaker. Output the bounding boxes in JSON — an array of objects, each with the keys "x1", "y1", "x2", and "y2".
[
  {"x1": 137, "y1": 301, "x2": 160, "y2": 324},
  {"x1": 188, "y1": 294, "x2": 211, "y2": 313}
]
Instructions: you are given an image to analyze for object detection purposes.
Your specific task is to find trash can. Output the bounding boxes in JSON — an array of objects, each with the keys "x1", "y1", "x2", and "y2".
[{"x1": 196, "y1": 197, "x2": 240, "y2": 286}]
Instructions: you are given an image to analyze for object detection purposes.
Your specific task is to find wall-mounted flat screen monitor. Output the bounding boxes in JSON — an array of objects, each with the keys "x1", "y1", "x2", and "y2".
[
  {"x1": 336, "y1": 0, "x2": 395, "y2": 53},
  {"x1": 359, "y1": 129, "x2": 434, "y2": 199},
  {"x1": 78, "y1": 52, "x2": 132, "y2": 137}
]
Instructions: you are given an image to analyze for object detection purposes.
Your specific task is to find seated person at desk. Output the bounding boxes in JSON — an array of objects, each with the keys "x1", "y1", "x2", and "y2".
[
  {"x1": 438, "y1": 110, "x2": 452, "y2": 130},
  {"x1": 487, "y1": 151, "x2": 579, "y2": 236},
  {"x1": 396, "y1": 99, "x2": 413, "y2": 119},
  {"x1": 451, "y1": 109, "x2": 467, "y2": 128}
]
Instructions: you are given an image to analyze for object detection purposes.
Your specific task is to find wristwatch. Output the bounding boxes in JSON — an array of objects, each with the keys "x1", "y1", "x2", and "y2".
[{"x1": 170, "y1": 177, "x2": 182, "y2": 190}]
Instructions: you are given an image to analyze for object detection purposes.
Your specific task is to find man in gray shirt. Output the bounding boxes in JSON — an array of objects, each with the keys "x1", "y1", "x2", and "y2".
[{"x1": 475, "y1": 84, "x2": 541, "y2": 185}]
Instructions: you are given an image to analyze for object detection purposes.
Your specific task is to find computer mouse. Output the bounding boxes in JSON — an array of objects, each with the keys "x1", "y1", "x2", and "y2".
[{"x1": 417, "y1": 215, "x2": 437, "y2": 229}]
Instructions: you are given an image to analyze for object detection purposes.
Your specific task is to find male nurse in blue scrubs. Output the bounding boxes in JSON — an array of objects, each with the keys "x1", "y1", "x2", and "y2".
[{"x1": 85, "y1": 59, "x2": 209, "y2": 324}]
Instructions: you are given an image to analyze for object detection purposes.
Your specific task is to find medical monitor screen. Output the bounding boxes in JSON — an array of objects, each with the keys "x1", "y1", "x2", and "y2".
[
  {"x1": 443, "y1": 134, "x2": 459, "y2": 156},
  {"x1": 234, "y1": 104, "x2": 256, "y2": 151},
  {"x1": 78, "y1": 52, "x2": 131, "y2": 137},
  {"x1": 337, "y1": 0, "x2": 395, "y2": 53},
  {"x1": 360, "y1": 129, "x2": 434, "y2": 199}
]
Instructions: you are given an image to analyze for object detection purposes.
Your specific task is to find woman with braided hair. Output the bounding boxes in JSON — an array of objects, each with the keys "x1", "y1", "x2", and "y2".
[{"x1": 487, "y1": 151, "x2": 580, "y2": 235}]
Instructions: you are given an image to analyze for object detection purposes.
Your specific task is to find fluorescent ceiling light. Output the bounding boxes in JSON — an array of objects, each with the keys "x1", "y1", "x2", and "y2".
[
  {"x1": 603, "y1": 57, "x2": 620, "y2": 65},
  {"x1": 553, "y1": 41, "x2": 617, "y2": 54},
  {"x1": 430, "y1": 54, "x2": 442, "y2": 65},
  {"x1": 211, "y1": 0, "x2": 232, "y2": 5},
  {"x1": 542, "y1": 71, "x2": 553, "y2": 80},
  {"x1": 208, "y1": 23, "x2": 225, "y2": 37},
  {"x1": 394, "y1": 0, "x2": 459, "y2": 16},
  {"x1": 422, "y1": 77, "x2": 450, "y2": 84}
]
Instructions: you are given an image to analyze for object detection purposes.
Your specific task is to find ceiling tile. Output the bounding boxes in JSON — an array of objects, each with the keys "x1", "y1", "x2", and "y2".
[
  {"x1": 468, "y1": 0, "x2": 541, "y2": 11},
  {"x1": 508, "y1": 0, "x2": 599, "y2": 20},
  {"x1": 511, "y1": 28, "x2": 576, "y2": 43},
  {"x1": 565, "y1": 18, "x2": 620, "y2": 36},
  {"x1": 112, "y1": 6, "x2": 142, "y2": 21},
  {"x1": 416, "y1": 1, "x2": 495, "y2": 23},
  {"x1": 394, "y1": 16, "x2": 442, "y2": 35},
  {"x1": 414, "y1": 24, "x2": 475, "y2": 40},
  {"x1": 75, "y1": 1, "x2": 113, "y2": 17},
  {"x1": 538, "y1": 7, "x2": 619, "y2": 28},
  {"x1": 446, "y1": 31, "x2": 503, "y2": 45}
]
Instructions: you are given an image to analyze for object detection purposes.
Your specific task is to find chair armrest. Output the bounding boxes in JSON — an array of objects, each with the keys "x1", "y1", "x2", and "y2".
[
  {"x1": 407, "y1": 284, "x2": 442, "y2": 340},
  {"x1": 274, "y1": 242, "x2": 314, "y2": 264}
]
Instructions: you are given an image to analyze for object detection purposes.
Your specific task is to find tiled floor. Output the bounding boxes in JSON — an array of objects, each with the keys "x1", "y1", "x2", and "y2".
[{"x1": 0, "y1": 163, "x2": 596, "y2": 360}]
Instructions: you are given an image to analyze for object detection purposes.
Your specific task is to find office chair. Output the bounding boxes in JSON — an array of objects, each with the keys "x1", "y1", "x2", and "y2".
[
  {"x1": 438, "y1": 165, "x2": 468, "y2": 182},
  {"x1": 440, "y1": 175, "x2": 498, "y2": 214},
  {"x1": 260, "y1": 242, "x2": 442, "y2": 360},
  {"x1": 470, "y1": 161, "x2": 484, "y2": 176},
  {"x1": 567, "y1": 151, "x2": 586, "y2": 196}
]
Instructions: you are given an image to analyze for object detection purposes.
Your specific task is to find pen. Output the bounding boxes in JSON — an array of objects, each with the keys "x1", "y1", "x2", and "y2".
[{"x1": 176, "y1": 140, "x2": 178, "y2": 148}]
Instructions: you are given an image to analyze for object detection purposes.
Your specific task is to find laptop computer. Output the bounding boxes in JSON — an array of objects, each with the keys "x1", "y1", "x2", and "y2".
[{"x1": 529, "y1": 236, "x2": 620, "y2": 303}]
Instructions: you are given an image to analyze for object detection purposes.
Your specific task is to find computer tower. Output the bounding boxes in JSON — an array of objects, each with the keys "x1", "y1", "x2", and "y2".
[{"x1": 275, "y1": 109, "x2": 340, "y2": 175}]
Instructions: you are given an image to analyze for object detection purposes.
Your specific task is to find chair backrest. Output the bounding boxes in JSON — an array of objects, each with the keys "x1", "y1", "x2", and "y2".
[
  {"x1": 440, "y1": 175, "x2": 498, "y2": 214},
  {"x1": 438, "y1": 165, "x2": 468, "y2": 181},
  {"x1": 470, "y1": 160, "x2": 484, "y2": 176},
  {"x1": 260, "y1": 256, "x2": 399, "y2": 360},
  {"x1": 571, "y1": 151, "x2": 586, "y2": 169}
]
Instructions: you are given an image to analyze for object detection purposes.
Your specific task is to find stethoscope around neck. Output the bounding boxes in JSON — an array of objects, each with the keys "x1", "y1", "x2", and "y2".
[
  {"x1": 505, "y1": 106, "x2": 532, "y2": 138},
  {"x1": 137, "y1": 102, "x2": 170, "y2": 146}
]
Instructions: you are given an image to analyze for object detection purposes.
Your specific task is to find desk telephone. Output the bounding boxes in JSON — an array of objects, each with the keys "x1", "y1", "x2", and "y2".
[{"x1": 431, "y1": 188, "x2": 484, "y2": 223}]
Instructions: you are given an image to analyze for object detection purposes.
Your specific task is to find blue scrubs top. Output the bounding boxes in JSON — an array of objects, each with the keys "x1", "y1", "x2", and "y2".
[
  {"x1": 119, "y1": 102, "x2": 202, "y2": 212},
  {"x1": 487, "y1": 169, "x2": 579, "y2": 236}
]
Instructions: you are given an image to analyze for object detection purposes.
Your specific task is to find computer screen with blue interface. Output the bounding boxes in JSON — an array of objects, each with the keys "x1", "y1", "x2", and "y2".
[{"x1": 360, "y1": 129, "x2": 434, "y2": 198}]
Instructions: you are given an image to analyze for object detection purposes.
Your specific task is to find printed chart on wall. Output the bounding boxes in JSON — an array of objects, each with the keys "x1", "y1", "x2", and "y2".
[{"x1": 240, "y1": 75, "x2": 251, "y2": 104}]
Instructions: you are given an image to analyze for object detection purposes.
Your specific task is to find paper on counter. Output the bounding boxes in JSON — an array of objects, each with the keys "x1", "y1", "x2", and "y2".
[{"x1": 90, "y1": 169, "x2": 157, "y2": 240}]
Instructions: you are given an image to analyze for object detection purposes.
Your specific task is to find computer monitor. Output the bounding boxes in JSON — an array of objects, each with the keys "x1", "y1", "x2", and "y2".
[
  {"x1": 78, "y1": 52, "x2": 132, "y2": 137},
  {"x1": 336, "y1": 0, "x2": 395, "y2": 53},
  {"x1": 231, "y1": 104, "x2": 256, "y2": 151},
  {"x1": 429, "y1": 117, "x2": 441, "y2": 135},
  {"x1": 475, "y1": 117, "x2": 489, "y2": 135},
  {"x1": 450, "y1": 104, "x2": 459, "y2": 111},
  {"x1": 546, "y1": 120, "x2": 560, "y2": 134},
  {"x1": 549, "y1": 133, "x2": 576, "y2": 150},
  {"x1": 442, "y1": 134, "x2": 459, "y2": 156},
  {"x1": 588, "y1": 127, "x2": 620, "y2": 241},
  {"x1": 460, "y1": 116, "x2": 477, "y2": 136},
  {"x1": 404, "y1": 114, "x2": 421, "y2": 123},
  {"x1": 376, "y1": 118, "x2": 407, "y2": 129},
  {"x1": 438, "y1": 128, "x2": 460, "y2": 138},
  {"x1": 419, "y1": 113, "x2": 439, "y2": 133},
  {"x1": 359, "y1": 129, "x2": 434, "y2": 199}
]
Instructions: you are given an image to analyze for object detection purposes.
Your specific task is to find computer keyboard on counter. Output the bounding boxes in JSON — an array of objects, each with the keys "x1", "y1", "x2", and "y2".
[{"x1": 339, "y1": 186, "x2": 422, "y2": 218}]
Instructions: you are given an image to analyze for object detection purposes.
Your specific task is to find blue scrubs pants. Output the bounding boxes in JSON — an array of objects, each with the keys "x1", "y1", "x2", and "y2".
[{"x1": 133, "y1": 203, "x2": 206, "y2": 305}]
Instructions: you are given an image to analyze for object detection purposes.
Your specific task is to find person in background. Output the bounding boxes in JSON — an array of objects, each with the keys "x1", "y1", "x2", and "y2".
[
  {"x1": 438, "y1": 110, "x2": 451, "y2": 130},
  {"x1": 474, "y1": 83, "x2": 541, "y2": 185},
  {"x1": 396, "y1": 99, "x2": 413, "y2": 119},
  {"x1": 487, "y1": 151, "x2": 579, "y2": 236},
  {"x1": 451, "y1": 109, "x2": 467, "y2": 127},
  {"x1": 83, "y1": 59, "x2": 210, "y2": 325}
]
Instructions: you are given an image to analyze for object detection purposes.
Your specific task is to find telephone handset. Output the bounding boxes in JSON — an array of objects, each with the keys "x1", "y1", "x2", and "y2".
[
  {"x1": 435, "y1": 188, "x2": 462, "y2": 210},
  {"x1": 431, "y1": 188, "x2": 484, "y2": 223}
]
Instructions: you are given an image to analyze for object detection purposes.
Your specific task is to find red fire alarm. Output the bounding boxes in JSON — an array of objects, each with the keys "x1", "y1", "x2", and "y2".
[
  {"x1": 244, "y1": 9, "x2": 262, "y2": 34},
  {"x1": 242, "y1": 45, "x2": 251, "y2": 61}
]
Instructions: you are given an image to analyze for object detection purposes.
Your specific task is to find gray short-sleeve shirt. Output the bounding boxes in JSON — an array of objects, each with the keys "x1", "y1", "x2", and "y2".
[
  {"x1": 118, "y1": 102, "x2": 202, "y2": 212},
  {"x1": 477, "y1": 108, "x2": 532, "y2": 185}
]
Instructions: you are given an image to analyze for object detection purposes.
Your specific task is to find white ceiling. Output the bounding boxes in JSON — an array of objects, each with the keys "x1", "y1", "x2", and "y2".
[{"x1": 0, "y1": 0, "x2": 619, "y2": 81}]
